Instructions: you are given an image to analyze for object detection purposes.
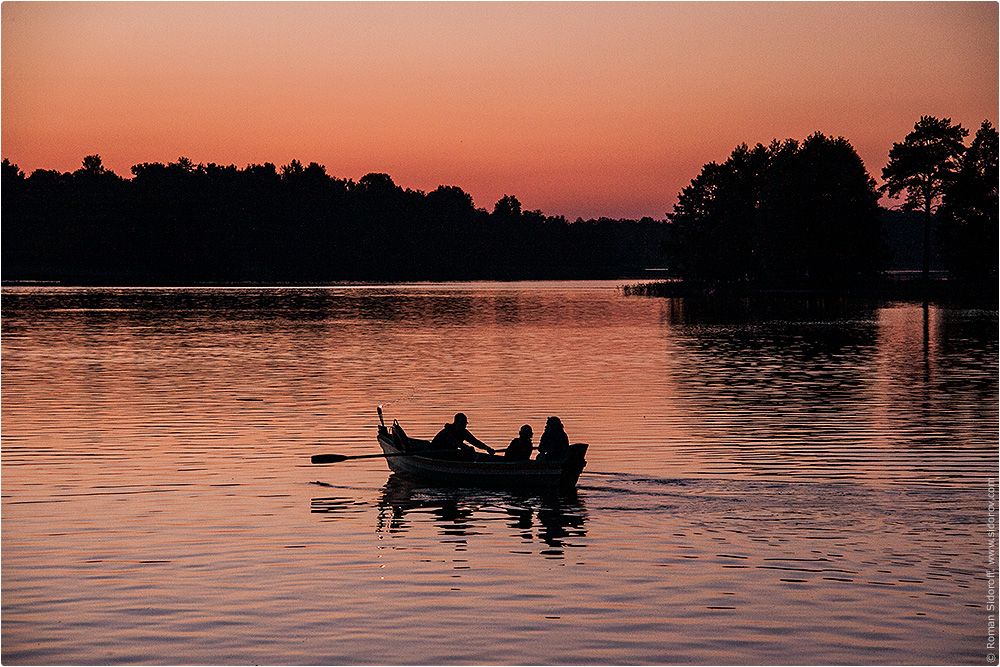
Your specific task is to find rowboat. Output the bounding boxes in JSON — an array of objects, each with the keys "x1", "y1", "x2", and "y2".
[{"x1": 376, "y1": 419, "x2": 588, "y2": 490}]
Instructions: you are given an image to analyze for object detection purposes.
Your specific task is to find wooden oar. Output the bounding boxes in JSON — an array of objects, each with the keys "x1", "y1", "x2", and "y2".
[{"x1": 311, "y1": 450, "x2": 447, "y2": 464}]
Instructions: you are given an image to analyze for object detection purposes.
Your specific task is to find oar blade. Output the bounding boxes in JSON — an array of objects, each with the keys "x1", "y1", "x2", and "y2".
[{"x1": 311, "y1": 453, "x2": 348, "y2": 464}]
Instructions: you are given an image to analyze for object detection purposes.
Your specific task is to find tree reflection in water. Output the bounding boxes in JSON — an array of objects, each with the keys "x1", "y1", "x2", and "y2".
[{"x1": 374, "y1": 474, "x2": 588, "y2": 558}]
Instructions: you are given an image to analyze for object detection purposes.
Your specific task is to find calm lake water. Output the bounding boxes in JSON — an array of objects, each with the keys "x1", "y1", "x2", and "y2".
[{"x1": 2, "y1": 282, "x2": 997, "y2": 665}]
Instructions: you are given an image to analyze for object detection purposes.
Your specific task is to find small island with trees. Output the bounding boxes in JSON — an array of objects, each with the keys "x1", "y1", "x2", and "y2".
[{"x1": 2, "y1": 116, "x2": 996, "y2": 303}]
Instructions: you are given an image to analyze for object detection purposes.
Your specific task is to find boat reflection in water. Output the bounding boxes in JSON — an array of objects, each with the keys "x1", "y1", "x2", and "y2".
[{"x1": 371, "y1": 474, "x2": 588, "y2": 558}]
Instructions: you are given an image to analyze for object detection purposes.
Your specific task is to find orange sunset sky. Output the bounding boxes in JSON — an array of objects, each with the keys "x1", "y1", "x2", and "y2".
[{"x1": 2, "y1": 1, "x2": 997, "y2": 220}]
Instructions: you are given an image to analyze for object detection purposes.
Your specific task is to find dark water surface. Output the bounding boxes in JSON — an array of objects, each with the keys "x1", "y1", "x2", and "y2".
[{"x1": 2, "y1": 283, "x2": 997, "y2": 665}]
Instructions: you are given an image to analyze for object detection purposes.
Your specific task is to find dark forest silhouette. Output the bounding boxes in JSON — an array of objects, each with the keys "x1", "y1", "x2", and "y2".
[
  {"x1": 1, "y1": 159, "x2": 666, "y2": 284},
  {"x1": 2, "y1": 117, "x2": 995, "y2": 294},
  {"x1": 661, "y1": 122, "x2": 997, "y2": 295},
  {"x1": 665, "y1": 132, "x2": 886, "y2": 288}
]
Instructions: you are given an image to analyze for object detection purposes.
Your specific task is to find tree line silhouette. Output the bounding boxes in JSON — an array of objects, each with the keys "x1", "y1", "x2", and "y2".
[
  {"x1": 890, "y1": 118, "x2": 998, "y2": 288},
  {"x1": 2, "y1": 116, "x2": 996, "y2": 291},
  {"x1": 663, "y1": 120, "x2": 997, "y2": 293},
  {"x1": 1, "y1": 158, "x2": 665, "y2": 284},
  {"x1": 665, "y1": 132, "x2": 885, "y2": 288}
]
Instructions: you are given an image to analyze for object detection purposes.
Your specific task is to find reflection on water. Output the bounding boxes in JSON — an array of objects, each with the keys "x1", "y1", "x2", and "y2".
[
  {"x1": 309, "y1": 475, "x2": 589, "y2": 560},
  {"x1": 659, "y1": 291, "x2": 883, "y2": 325},
  {"x1": 2, "y1": 283, "x2": 996, "y2": 665},
  {"x1": 368, "y1": 475, "x2": 588, "y2": 558},
  {"x1": 650, "y1": 297, "x2": 997, "y2": 486}
]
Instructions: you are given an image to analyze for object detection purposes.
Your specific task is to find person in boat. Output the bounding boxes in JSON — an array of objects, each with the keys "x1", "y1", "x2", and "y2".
[
  {"x1": 504, "y1": 424, "x2": 534, "y2": 462},
  {"x1": 536, "y1": 416, "x2": 569, "y2": 461},
  {"x1": 431, "y1": 413, "x2": 496, "y2": 458}
]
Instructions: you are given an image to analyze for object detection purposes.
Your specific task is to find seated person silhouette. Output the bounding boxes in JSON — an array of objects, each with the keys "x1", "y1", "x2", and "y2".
[
  {"x1": 431, "y1": 413, "x2": 495, "y2": 459},
  {"x1": 504, "y1": 424, "x2": 534, "y2": 462},
  {"x1": 536, "y1": 416, "x2": 570, "y2": 461}
]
